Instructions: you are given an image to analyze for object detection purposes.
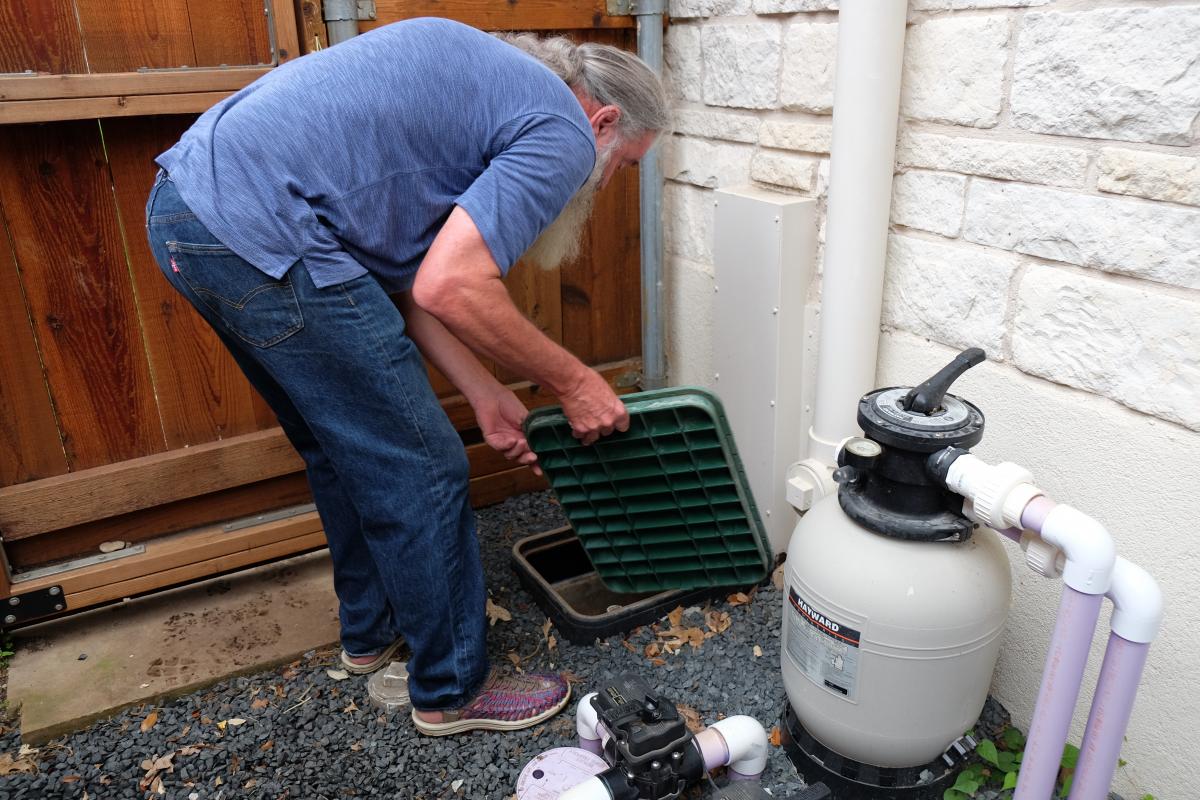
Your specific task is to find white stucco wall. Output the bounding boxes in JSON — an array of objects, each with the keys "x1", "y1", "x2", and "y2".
[{"x1": 660, "y1": 1, "x2": 1200, "y2": 796}]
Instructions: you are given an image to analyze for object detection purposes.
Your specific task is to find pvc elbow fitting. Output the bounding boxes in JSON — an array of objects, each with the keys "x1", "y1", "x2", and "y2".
[
  {"x1": 1107, "y1": 557, "x2": 1164, "y2": 644},
  {"x1": 708, "y1": 715, "x2": 769, "y2": 778},
  {"x1": 576, "y1": 693, "x2": 602, "y2": 752},
  {"x1": 1039, "y1": 505, "x2": 1116, "y2": 595}
]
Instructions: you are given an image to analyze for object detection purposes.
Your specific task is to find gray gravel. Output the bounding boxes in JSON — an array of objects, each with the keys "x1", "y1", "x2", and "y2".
[{"x1": 0, "y1": 491, "x2": 1018, "y2": 800}]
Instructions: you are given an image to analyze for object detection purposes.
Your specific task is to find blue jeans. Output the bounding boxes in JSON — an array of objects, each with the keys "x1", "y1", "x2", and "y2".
[{"x1": 145, "y1": 172, "x2": 488, "y2": 710}]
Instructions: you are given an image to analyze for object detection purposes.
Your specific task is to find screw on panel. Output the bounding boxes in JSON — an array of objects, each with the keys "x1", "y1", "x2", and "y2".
[
  {"x1": 3, "y1": 615, "x2": 13, "y2": 625},
  {"x1": 49, "y1": 586, "x2": 61, "y2": 596},
  {"x1": 772, "y1": 307, "x2": 779, "y2": 315},
  {"x1": 54, "y1": 604, "x2": 63, "y2": 611},
  {"x1": 770, "y1": 400, "x2": 776, "y2": 407},
  {"x1": 714, "y1": 373, "x2": 720, "y2": 380},
  {"x1": 8, "y1": 597, "x2": 18, "y2": 606}
]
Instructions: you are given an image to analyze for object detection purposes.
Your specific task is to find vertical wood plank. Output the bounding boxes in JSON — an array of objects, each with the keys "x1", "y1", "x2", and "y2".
[
  {"x1": 0, "y1": 0, "x2": 88, "y2": 74},
  {"x1": 0, "y1": 214, "x2": 68, "y2": 486},
  {"x1": 187, "y1": 0, "x2": 272, "y2": 67},
  {"x1": 0, "y1": 121, "x2": 165, "y2": 470},
  {"x1": 74, "y1": 0, "x2": 197, "y2": 73},
  {"x1": 294, "y1": 0, "x2": 329, "y2": 55},
  {"x1": 559, "y1": 28, "x2": 642, "y2": 367},
  {"x1": 496, "y1": 259, "x2": 563, "y2": 384},
  {"x1": 102, "y1": 115, "x2": 271, "y2": 448}
]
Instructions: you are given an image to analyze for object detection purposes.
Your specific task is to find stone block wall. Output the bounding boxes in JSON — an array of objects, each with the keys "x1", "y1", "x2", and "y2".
[{"x1": 660, "y1": 2, "x2": 1200, "y2": 795}]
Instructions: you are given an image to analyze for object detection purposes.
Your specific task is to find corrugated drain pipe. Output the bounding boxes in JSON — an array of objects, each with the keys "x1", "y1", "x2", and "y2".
[{"x1": 634, "y1": 0, "x2": 668, "y2": 390}]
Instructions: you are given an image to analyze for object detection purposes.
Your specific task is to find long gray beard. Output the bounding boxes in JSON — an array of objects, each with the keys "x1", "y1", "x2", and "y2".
[{"x1": 523, "y1": 144, "x2": 614, "y2": 271}]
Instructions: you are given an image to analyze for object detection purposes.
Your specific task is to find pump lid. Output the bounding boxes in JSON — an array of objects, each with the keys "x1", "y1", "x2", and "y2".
[{"x1": 858, "y1": 348, "x2": 986, "y2": 452}]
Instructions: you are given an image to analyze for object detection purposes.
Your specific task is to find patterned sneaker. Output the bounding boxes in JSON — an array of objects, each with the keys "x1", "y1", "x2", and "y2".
[{"x1": 411, "y1": 668, "x2": 571, "y2": 736}]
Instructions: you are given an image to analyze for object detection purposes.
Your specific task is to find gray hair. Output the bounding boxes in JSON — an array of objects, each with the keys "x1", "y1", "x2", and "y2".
[{"x1": 496, "y1": 32, "x2": 671, "y2": 138}]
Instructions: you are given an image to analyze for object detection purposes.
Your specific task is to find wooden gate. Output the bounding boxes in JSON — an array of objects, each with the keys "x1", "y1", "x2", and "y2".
[{"x1": 0, "y1": 0, "x2": 643, "y2": 625}]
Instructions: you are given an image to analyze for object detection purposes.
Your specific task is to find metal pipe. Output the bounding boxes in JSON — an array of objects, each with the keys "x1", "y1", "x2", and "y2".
[
  {"x1": 635, "y1": 1, "x2": 667, "y2": 390},
  {"x1": 324, "y1": 0, "x2": 361, "y2": 45}
]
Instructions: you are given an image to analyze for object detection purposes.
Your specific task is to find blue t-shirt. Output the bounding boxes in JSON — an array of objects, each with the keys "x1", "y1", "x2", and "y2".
[{"x1": 157, "y1": 18, "x2": 596, "y2": 292}]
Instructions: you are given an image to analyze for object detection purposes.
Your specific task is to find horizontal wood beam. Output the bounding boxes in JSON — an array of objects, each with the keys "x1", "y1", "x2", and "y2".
[
  {"x1": 9, "y1": 463, "x2": 548, "y2": 619},
  {"x1": 0, "y1": 68, "x2": 272, "y2": 102},
  {"x1": 0, "y1": 358, "x2": 639, "y2": 540},
  {"x1": 364, "y1": 0, "x2": 634, "y2": 32},
  {"x1": 0, "y1": 428, "x2": 305, "y2": 539},
  {"x1": 0, "y1": 92, "x2": 236, "y2": 125}
]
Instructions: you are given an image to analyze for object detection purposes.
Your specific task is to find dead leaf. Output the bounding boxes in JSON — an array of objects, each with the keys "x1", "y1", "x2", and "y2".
[
  {"x1": 644, "y1": 643, "x2": 661, "y2": 658},
  {"x1": 705, "y1": 610, "x2": 732, "y2": 635},
  {"x1": 667, "y1": 606, "x2": 684, "y2": 628},
  {"x1": 260, "y1": 741, "x2": 274, "y2": 752},
  {"x1": 451, "y1": 778, "x2": 465, "y2": 793},
  {"x1": 281, "y1": 667, "x2": 299, "y2": 681},
  {"x1": 753, "y1": 645, "x2": 763, "y2": 658},
  {"x1": 178, "y1": 745, "x2": 202, "y2": 756},
  {"x1": 227, "y1": 718, "x2": 246, "y2": 727},
  {"x1": 621, "y1": 639, "x2": 638, "y2": 654},
  {"x1": 217, "y1": 720, "x2": 227, "y2": 731},
  {"x1": 349, "y1": 742, "x2": 363, "y2": 752},
  {"x1": 649, "y1": 658, "x2": 666, "y2": 667},
  {"x1": 326, "y1": 668, "x2": 350, "y2": 681},
  {"x1": 727, "y1": 592, "x2": 751, "y2": 607},
  {"x1": 560, "y1": 670, "x2": 582, "y2": 686},
  {"x1": 506, "y1": 651, "x2": 523, "y2": 673},
  {"x1": 151, "y1": 775, "x2": 166, "y2": 795},
  {"x1": 214, "y1": 776, "x2": 223, "y2": 787},
  {"x1": 0, "y1": 751, "x2": 38, "y2": 776},
  {"x1": 547, "y1": 634, "x2": 557, "y2": 652},
  {"x1": 675, "y1": 704, "x2": 704, "y2": 734},
  {"x1": 274, "y1": 684, "x2": 286, "y2": 697},
  {"x1": 251, "y1": 698, "x2": 269, "y2": 710},
  {"x1": 343, "y1": 700, "x2": 359, "y2": 713},
  {"x1": 141, "y1": 710, "x2": 159, "y2": 733},
  {"x1": 61, "y1": 775, "x2": 81, "y2": 783},
  {"x1": 772, "y1": 564, "x2": 785, "y2": 591},
  {"x1": 486, "y1": 598, "x2": 512, "y2": 626},
  {"x1": 769, "y1": 727, "x2": 782, "y2": 747},
  {"x1": 244, "y1": 778, "x2": 258, "y2": 789},
  {"x1": 541, "y1": 618, "x2": 553, "y2": 640},
  {"x1": 154, "y1": 753, "x2": 174, "y2": 771}
]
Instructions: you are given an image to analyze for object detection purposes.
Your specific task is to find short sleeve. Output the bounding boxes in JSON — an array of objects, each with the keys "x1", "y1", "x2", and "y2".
[{"x1": 455, "y1": 113, "x2": 596, "y2": 276}]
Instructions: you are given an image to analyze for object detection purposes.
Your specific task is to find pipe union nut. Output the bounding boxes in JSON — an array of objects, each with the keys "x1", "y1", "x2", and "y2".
[{"x1": 971, "y1": 462, "x2": 1034, "y2": 530}]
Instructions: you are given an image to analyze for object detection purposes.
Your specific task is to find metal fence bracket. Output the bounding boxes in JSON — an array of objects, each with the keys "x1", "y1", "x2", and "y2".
[{"x1": 3, "y1": 585, "x2": 66, "y2": 627}]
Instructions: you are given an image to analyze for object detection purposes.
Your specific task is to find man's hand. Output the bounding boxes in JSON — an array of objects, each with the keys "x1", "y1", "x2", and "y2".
[
  {"x1": 561, "y1": 368, "x2": 630, "y2": 446},
  {"x1": 474, "y1": 387, "x2": 542, "y2": 476}
]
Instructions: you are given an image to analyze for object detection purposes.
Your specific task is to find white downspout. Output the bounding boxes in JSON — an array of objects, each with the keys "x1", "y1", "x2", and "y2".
[{"x1": 788, "y1": 0, "x2": 910, "y2": 509}]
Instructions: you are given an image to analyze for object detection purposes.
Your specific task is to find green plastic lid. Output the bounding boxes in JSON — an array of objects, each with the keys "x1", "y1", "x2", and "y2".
[{"x1": 524, "y1": 387, "x2": 772, "y2": 593}]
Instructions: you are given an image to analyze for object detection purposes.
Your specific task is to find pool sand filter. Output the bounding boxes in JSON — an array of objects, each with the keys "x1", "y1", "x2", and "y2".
[{"x1": 513, "y1": 350, "x2": 1162, "y2": 800}]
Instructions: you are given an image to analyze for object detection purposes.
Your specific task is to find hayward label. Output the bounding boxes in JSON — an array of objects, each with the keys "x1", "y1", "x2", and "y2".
[{"x1": 786, "y1": 587, "x2": 862, "y2": 700}]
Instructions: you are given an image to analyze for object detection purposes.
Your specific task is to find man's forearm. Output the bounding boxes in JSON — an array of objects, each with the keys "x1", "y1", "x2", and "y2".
[
  {"x1": 421, "y1": 276, "x2": 589, "y2": 397},
  {"x1": 395, "y1": 292, "x2": 503, "y2": 406}
]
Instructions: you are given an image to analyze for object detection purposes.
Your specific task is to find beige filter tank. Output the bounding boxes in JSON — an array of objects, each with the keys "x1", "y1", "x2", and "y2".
[
  {"x1": 782, "y1": 349, "x2": 1012, "y2": 769},
  {"x1": 782, "y1": 494, "x2": 1011, "y2": 767}
]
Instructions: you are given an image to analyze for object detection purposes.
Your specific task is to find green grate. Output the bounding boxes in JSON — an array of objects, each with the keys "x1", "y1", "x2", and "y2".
[{"x1": 524, "y1": 387, "x2": 771, "y2": 593}]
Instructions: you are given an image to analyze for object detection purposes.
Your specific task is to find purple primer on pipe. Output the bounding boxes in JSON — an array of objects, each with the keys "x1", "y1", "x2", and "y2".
[
  {"x1": 1021, "y1": 495, "x2": 1057, "y2": 531},
  {"x1": 1015, "y1": 587, "x2": 1104, "y2": 800},
  {"x1": 1068, "y1": 633, "x2": 1151, "y2": 800},
  {"x1": 694, "y1": 727, "x2": 730, "y2": 772},
  {"x1": 577, "y1": 737, "x2": 602, "y2": 756},
  {"x1": 996, "y1": 526, "x2": 1023, "y2": 544}
]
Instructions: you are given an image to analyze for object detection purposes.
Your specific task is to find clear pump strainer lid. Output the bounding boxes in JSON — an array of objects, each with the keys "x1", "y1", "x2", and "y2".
[{"x1": 367, "y1": 661, "x2": 411, "y2": 713}]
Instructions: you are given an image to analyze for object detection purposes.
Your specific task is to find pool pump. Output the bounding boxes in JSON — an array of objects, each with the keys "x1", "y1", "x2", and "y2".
[
  {"x1": 780, "y1": 349, "x2": 1012, "y2": 797},
  {"x1": 516, "y1": 674, "x2": 784, "y2": 800}
]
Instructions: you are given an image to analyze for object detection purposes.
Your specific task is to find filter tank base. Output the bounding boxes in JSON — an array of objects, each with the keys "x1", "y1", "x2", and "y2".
[{"x1": 779, "y1": 704, "x2": 956, "y2": 799}]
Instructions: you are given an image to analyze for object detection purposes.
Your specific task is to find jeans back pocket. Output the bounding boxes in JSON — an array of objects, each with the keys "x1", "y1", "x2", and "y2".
[{"x1": 166, "y1": 241, "x2": 304, "y2": 348}]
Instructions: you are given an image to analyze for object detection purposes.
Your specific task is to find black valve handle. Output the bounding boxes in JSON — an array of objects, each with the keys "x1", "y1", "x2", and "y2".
[{"x1": 901, "y1": 348, "x2": 986, "y2": 415}]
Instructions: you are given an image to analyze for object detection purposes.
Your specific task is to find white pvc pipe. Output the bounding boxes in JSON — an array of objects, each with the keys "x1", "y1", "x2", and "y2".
[
  {"x1": 708, "y1": 715, "x2": 769, "y2": 778},
  {"x1": 559, "y1": 776, "x2": 610, "y2": 800},
  {"x1": 576, "y1": 692, "x2": 602, "y2": 754},
  {"x1": 1105, "y1": 557, "x2": 1164, "y2": 645},
  {"x1": 806, "y1": 0, "x2": 909, "y2": 463}
]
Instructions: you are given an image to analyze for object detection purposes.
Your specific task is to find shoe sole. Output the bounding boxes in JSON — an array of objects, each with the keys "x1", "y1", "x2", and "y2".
[
  {"x1": 411, "y1": 684, "x2": 572, "y2": 736},
  {"x1": 339, "y1": 638, "x2": 405, "y2": 675}
]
